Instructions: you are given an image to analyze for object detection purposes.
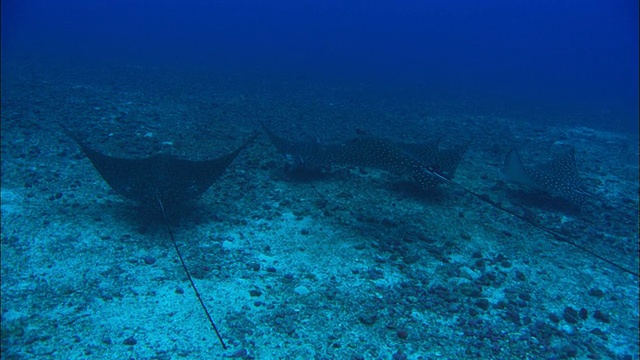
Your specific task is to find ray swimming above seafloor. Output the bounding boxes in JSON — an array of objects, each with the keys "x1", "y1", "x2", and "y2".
[
  {"x1": 61, "y1": 124, "x2": 257, "y2": 350},
  {"x1": 62, "y1": 125, "x2": 257, "y2": 208},
  {"x1": 328, "y1": 135, "x2": 448, "y2": 189},
  {"x1": 502, "y1": 147, "x2": 599, "y2": 207},
  {"x1": 263, "y1": 125, "x2": 472, "y2": 189}
]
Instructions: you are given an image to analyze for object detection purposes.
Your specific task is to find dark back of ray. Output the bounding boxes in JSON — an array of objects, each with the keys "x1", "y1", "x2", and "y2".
[
  {"x1": 329, "y1": 136, "x2": 441, "y2": 191},
  {"x1": 330, "y1": 135, "x2": 475, "y2": 190},
  {"x1": 261, "y1": 122, "x2": 336, "y2": 175},
  {"x1": 62, "y1": 125, "x2": 258, "y2": 350}
]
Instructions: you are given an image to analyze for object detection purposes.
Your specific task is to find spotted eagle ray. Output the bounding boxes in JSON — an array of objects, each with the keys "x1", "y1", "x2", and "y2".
[
  {"x1": 502, "y1": 147, "x2": 597, "y2": 206},
  {"x1": 329, "y1": 135, "x2": 448, "y2": 189},
  {"x1": 263, "y1": 125, "x2": 471, "y2": 189},
  {"x1": 62, "y1": 124, "x2": 257, "y2": 350},
  {"x1": 62, "y1": 126, "x2": 256, "y2": 208}
]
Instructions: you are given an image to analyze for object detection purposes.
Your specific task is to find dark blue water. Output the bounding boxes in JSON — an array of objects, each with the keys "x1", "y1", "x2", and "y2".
[{"x1": 3, "y1": 0, "x2": 638, "y2": 133}]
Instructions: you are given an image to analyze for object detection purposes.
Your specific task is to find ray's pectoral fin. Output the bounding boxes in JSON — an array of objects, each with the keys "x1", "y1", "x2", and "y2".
[{"x1": 502, "y1": 148, "x2": 540, "y2": 189}]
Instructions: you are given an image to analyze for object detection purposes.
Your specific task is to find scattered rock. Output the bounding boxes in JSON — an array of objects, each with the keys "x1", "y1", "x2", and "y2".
[
  {"x1": 392, "y1": 351, "x2": 408, "y2": 360},
  {"x1": 562, "y1": 344, "x2": 578, "y2": 358},
  {"x1": 123, "y1": 336, "x2": 137, "y2": 346},
  {"x1": 24, "y1": 335, "x2": 41, "y2": 345},
  {"x1": 505, "y1": 310, "x2": 520, "y2": 324},
  {"x1": 587, "y1": 288, "x2": 605, "y2": 298},
  {"x1": 294, "y1": 286, "x2": 310, "y2": 296},
  {"x1": 590, "y1": 328, "x2": 607, "y2": 339},
  {"x1": 563, "y1": 307, "x2": 579, "y2": 324},
  {"x1": 593, "y1": 310, "x2": 611, "y2": 323},
  {"x1": 143, "y1": 256, "x2": 156, "y2": 265},
  {"x1": 518, "y1": 292, "x2": 531, "y2": 301},
  {"x1": 474, "y1": 298, "x2": 490, "y2": 310},
  {"x1": 460, "y1": 266, "x2": 481, "y2": 280},
  {"x1": 358, "y1": 314, "x2": 377, "y2": 326},
  {"x1": 459, "y1": 283, "x2": 482, "y2": 298},
  {"x1": 365, "y1": 268, "x2": 384, "y2": 280},
  {"x1": 579, "y1": 308, "x2": 588, "y2": 320}
]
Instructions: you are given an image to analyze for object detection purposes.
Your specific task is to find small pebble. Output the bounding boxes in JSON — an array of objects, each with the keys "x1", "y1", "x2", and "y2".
[
  {"x1": 563, "y1": 307, "x2": 579, "y2": 324},
  {"x1": 579, "y1": 308, "x2": 588, "y2": 320},
  {"x1": 563, "y1": 344, "x2": 578, "y2": 357},
  {"x1": 101, "y1": 336, "x2": 112, "y2": 345},
  {"x1": 24, "y1": 335, "x2": 40, "y2": 345},
  {"x1": 518, "y1": 292, "x2": 531, "y2": 301},
  {"x1": 593, "y1": 310, "x2": 611, "y2": 323},
  {"x1": 590, "y1": 328, "x2": 607, "y2": 339},
  {"x1": 588, "y1": 288, "x2": 605, "y2": 298},
  {"x1": 474, "y1": 298, "x2": 490, "y2": 310},
  {"x1": 123, "y1": 336, "x2": 137, "y2": 346},
  {"x1": 294, "y1": 285, "x2": 310, "y2": 296},
  {"x1": 358, "y1": 314, "x2": 377, "y2": 325},
  {"x1": 143, "y1": 256, "x2": 156, "y2": 265}
]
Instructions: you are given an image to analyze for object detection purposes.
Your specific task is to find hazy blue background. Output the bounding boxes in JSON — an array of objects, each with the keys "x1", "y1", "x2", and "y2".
[{"x1": 2, "y1": 0, "x2": 638, "y2": 132}]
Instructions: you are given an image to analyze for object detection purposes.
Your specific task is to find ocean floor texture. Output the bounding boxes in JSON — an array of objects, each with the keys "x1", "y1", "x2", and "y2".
[{"x1": 1, "y1": 63, "x2": 638, "y2": 359}]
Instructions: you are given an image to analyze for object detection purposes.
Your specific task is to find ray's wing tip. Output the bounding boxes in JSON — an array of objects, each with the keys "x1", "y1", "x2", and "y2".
[
  {"x1": 502, "y1": 148, "x2": 527, "y2": 181},
  {"x1": 503, "y1": 148, "x2": 518, "y2": 166}
]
